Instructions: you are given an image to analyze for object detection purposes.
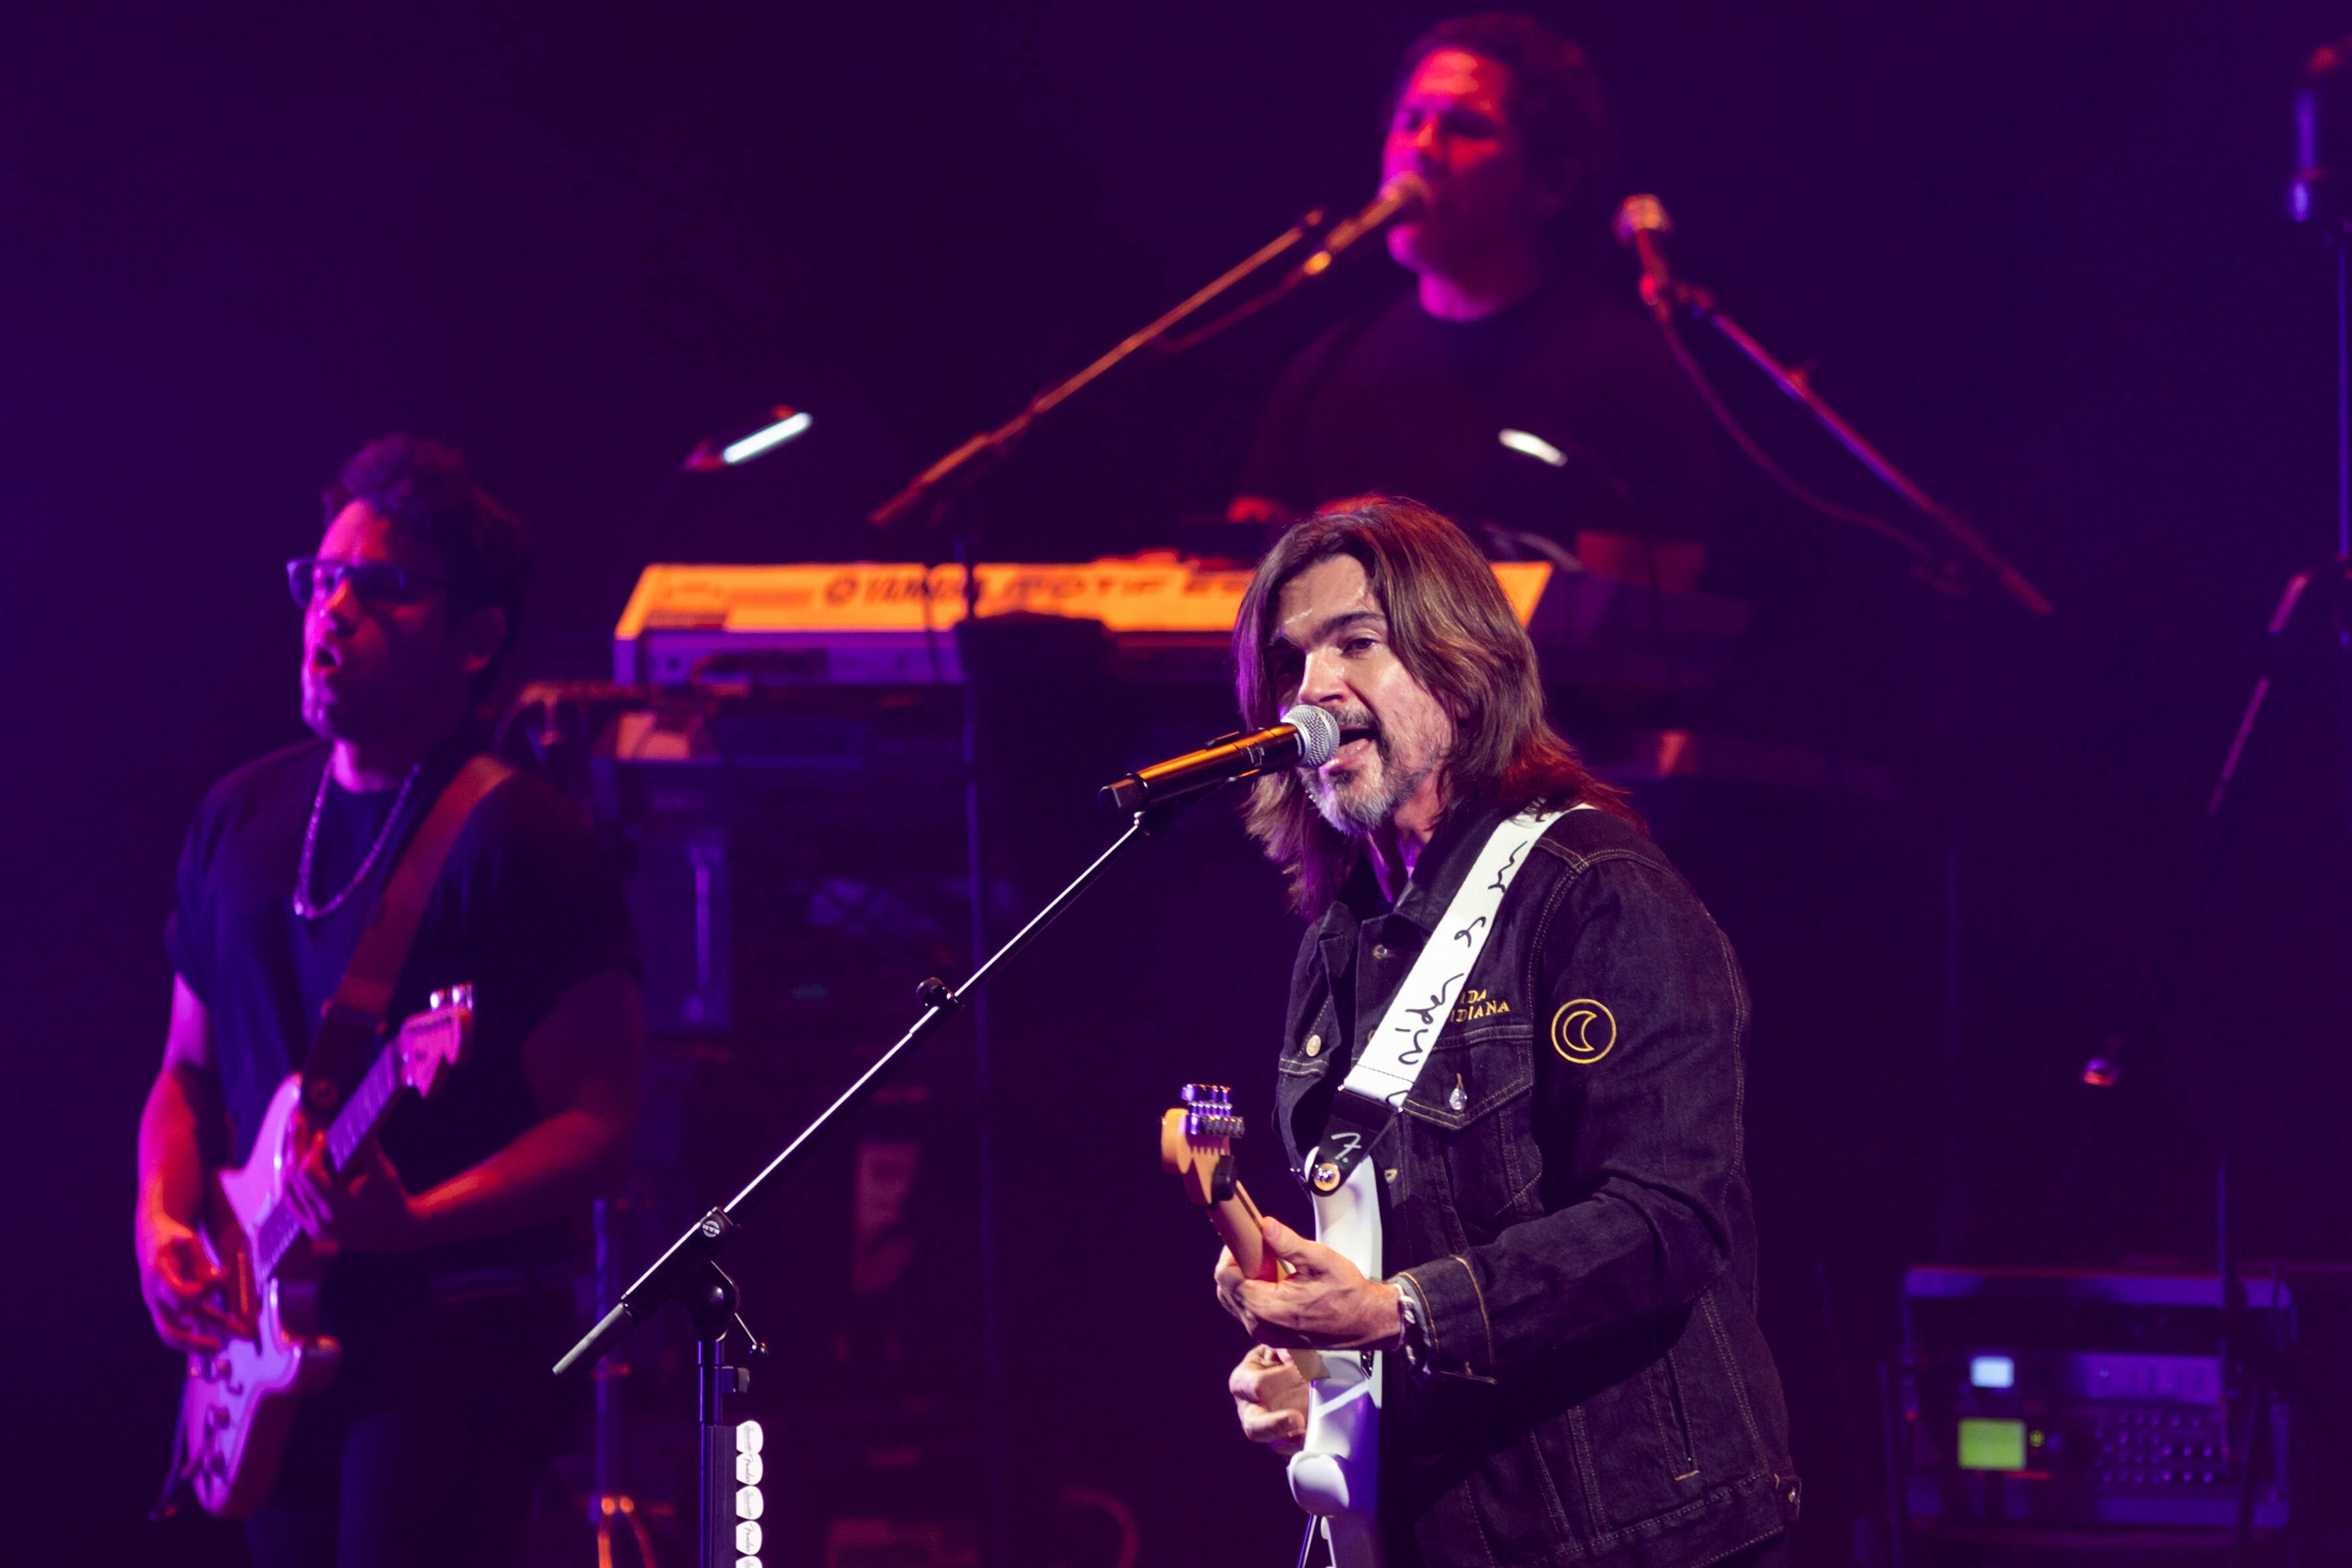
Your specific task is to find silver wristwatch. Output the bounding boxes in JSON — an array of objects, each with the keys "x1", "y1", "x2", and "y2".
[{"x1": 1390, "y1": 1272, "x2": 1435, "y2": 1377}]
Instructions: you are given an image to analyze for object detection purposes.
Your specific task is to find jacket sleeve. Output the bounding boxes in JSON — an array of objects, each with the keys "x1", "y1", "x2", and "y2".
[{"x1": 1397, "y1": 853, "x2": 1747, "y2": 1375}]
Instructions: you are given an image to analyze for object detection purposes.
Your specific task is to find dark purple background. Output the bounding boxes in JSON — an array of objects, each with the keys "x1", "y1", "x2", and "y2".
[{"x1": 6, "y1": 1, "x2": 2350, "y2": 1561}]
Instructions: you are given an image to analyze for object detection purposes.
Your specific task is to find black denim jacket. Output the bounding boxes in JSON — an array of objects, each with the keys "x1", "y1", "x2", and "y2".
[{"x1": 1275, "y1": 800, "x2": 1800, "y2": 1567}]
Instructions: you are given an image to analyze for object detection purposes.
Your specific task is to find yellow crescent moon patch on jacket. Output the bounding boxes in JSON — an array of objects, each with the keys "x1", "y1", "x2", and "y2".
[{"x1": 1549, "y1": 998, "x2": 1616, "y2": 1065}]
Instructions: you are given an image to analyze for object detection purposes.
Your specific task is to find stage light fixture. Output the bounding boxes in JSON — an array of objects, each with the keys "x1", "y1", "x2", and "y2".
[
  {"x1": 686, "y1": 408, "x2": 813, "y2": 472},
  {"x1": 1498, "y1": 428, "x2": 1569, "y2": 468}
]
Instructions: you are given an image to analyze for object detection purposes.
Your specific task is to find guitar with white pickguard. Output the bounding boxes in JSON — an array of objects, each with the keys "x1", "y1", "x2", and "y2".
[
  {"x1": 173, "y1": 985, "x2": 475, "y2": 1517},
  {"x1": 1162, "y1": 1083, "x2": 1383, "y2": 1568}
]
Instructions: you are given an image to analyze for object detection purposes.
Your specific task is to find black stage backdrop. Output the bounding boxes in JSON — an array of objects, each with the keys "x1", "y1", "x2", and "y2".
[{"x1": 5, "y1": 3, "x2": 2351, "y2": 1564}]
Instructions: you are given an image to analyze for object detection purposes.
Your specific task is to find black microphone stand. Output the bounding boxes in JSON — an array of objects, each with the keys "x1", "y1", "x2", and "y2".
[
  {"x1": 1641, "y1": 273, "x2": 2052, "y2": 618},
  {"x1": 1638, "y1": 248, "x2": 2053, "y2": 1275},
  {"x1": 866, "y1": 205, "x2": 1330, "y2": 532},
  {"x1": 848, "y1": 194, "x2": 1393, "y2": 1565},
  {"x1": 2086, "y1": 557, "x2": 2347, "y2": 1562},
  {"x1": 555, "y1": 789, "x2": 1212, "y2": 1568}
]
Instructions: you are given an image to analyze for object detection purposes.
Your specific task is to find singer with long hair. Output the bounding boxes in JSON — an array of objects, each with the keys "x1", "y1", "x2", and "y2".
[{"x1": 1214, "y1": 497, "x2": 1796, "y2": 1567}]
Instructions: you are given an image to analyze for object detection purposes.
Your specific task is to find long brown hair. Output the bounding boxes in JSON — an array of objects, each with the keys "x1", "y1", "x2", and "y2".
[{"x1": 1233, "y1": 496, "x2": 1643, "y2": 917}]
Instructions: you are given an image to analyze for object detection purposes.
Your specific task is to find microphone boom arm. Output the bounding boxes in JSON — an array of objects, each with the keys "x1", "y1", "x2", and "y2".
[
  {"x1": 868, "y1": 206, "x2": 1328, "y2": 531},
  {"x1": 554, "y1": 789, "x2": 1212, "y2": 1380},
  {"x1": 1636, "y1": 251, "x2": 2053, "y2": 617}
]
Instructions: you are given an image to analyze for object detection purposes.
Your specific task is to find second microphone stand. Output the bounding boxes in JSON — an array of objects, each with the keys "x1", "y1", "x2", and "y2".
[
  {"x1": 555, "y1": 784, "x2": 1216, "y2": 1568},
  {"x1": 1642, "y1": 269, "x2": 2051, "y2": 619}
]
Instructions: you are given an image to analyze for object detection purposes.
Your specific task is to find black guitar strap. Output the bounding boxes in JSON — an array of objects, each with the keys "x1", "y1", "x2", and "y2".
[{"x1": 298, "y1": 752, "x2": 515, "y2": 1123}]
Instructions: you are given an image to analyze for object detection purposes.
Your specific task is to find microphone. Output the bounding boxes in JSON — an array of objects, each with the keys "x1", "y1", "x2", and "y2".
[
  {"x1": 2292, "y1": 38, "x2": 2352, "y2": 230},
  {"x1": 1612, "y1": 194, "x2": 1677, "y2": 319},
  {"x1": 1290, "y1": 173, "x2": 1431, "y2": 283},
  {"x1": 1099, "y1": 705, "x2": 1341, "y2": 813}
]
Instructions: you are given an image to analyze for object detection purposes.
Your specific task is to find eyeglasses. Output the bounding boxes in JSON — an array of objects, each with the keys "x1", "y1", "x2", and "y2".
[{"x1": 285, "y1": 557, "x2": 447, "y2": 611}]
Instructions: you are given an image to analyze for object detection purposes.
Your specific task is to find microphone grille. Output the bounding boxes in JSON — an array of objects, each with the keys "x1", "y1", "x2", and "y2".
[
  {"x1": 1283, "y1": 704, "x2": 1340, "y2": 768},
  {"x1": 1383, "y1": 171, "x2": 1432, "y2": 219},
  {"x1": 1613, "y1": 193, "x2": 1671, "y2": 247}
]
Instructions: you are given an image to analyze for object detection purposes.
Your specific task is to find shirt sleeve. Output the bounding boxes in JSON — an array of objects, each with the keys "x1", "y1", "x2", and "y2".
[{"x1": 1397, "y1": 854, "x2": 1746, "y2": 1375}]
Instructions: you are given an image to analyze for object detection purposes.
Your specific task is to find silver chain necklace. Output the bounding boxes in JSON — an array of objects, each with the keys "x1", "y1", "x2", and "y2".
[{"x1": 291, "y1": 756, "x2": 420, "y2": 920}]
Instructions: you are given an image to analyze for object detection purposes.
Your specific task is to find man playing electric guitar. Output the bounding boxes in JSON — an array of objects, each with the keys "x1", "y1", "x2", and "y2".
[
  {"x1": 134, "y1": 435, "x2": 641, "y2": 1567},
  {"x1": 1215, "y1": 498, "x2": 1798, "y2": 1567}
]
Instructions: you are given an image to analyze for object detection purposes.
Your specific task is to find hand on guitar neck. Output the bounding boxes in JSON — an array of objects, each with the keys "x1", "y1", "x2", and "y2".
[
  {"x1": 1213, "y1": 1213, "x2": 1404, "y2": 1353},
  {"x1": 279, "y1": 1127, "x2": 421, "y2": 1254},
  {"x1": 1162, "y1": 1086, "x2": 1405, "y2": 1355}
]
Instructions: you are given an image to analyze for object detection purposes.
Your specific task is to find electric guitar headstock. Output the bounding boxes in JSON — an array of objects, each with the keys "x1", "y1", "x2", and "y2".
[
  {"x1": 394, "y1": 984, "x2": 476, "y2": 1099},
  {"x1": 1161, "y1": 1082, "x2": 1281, "y2": 1282},
  {"x1": 1160, "y1": 1082, "x2": 1244, "y2": 1206}
]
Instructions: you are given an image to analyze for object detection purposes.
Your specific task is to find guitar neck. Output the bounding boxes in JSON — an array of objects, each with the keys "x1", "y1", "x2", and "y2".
[
  {"x1": 323, "y1": 1044, "x2": 404, "y2": 1175},
  {"x1": 1213, "y1": 1182, "x2": 1326, "y2": 1383},
  {"x1": 1210, "y1": 1182, "x2": 1275, "y2": 1281},
  {"x1": 249, "y1": 1042, "x2": 407, "y2": 1283}
]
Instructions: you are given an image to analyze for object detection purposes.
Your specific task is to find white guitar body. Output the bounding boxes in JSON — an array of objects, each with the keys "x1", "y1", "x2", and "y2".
[
  {"x1": 174, "y1": 989, "x2": 472, "y2": 1517},
  {"x1": 1287, "y1": 1158, "x2": 1385, "y2": 1568},
  {"x1": 181, "y1": 1077, "x2": 343, "y2": 1516}
]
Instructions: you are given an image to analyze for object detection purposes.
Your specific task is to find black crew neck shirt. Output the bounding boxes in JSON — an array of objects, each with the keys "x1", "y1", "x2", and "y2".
[
  {"x1": 1237, "y1": 274, "x2": 1715, "y2": 549},
  {"x1": 165, "y1": 730, "x2": 637, "y2": 1298}
]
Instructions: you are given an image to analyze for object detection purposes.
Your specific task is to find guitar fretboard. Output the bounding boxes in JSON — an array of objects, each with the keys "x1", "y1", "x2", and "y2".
[{"x1": 252, "y1": 1038, "x2": 408, "y2": 1281}]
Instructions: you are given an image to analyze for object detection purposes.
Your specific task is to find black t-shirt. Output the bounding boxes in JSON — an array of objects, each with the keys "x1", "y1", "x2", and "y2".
[
  {"x1": 1237, "y1": 274, "x2": 1716, "y2": 550},
  {"x1": 165, "y1": 731, "x2": 637, "y2": 1308}
]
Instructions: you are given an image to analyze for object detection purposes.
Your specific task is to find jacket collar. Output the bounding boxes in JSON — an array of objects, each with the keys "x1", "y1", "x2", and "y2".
[{"x1": 1308, "y1": 795, "x2": 1516, "y2": 950}]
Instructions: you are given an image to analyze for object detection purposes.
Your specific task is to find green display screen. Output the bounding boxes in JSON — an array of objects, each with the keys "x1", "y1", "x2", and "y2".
[{"x1": 1957, "y1": 1418, "x2": 2027, "y2": 1472}]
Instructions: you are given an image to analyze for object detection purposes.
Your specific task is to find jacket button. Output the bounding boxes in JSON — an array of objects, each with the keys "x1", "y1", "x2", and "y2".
[
  {"x1": 1302, "y1": 1034, "x2": 1322, "y2": 1058},
  {"x1": 1372, "y1": 944, "x2": 1391, "y2": 961}
]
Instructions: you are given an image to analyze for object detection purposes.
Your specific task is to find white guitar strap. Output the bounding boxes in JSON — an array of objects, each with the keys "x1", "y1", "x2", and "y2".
[
  {"x1": 1286, "y1": 803, "x2": 1585, "y2": 1563},
  {"x1": 1306, "y1": 803, "x2": 1581, "y2": 1193}
]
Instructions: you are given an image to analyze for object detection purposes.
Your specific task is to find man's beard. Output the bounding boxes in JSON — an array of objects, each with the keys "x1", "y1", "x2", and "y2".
[
  {"x1": 300, "y1": 655, "x2": 397, "y2": 745},
  {"x1": 1306, "y1": 715, "x2": 1435, "y2": 836}
]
